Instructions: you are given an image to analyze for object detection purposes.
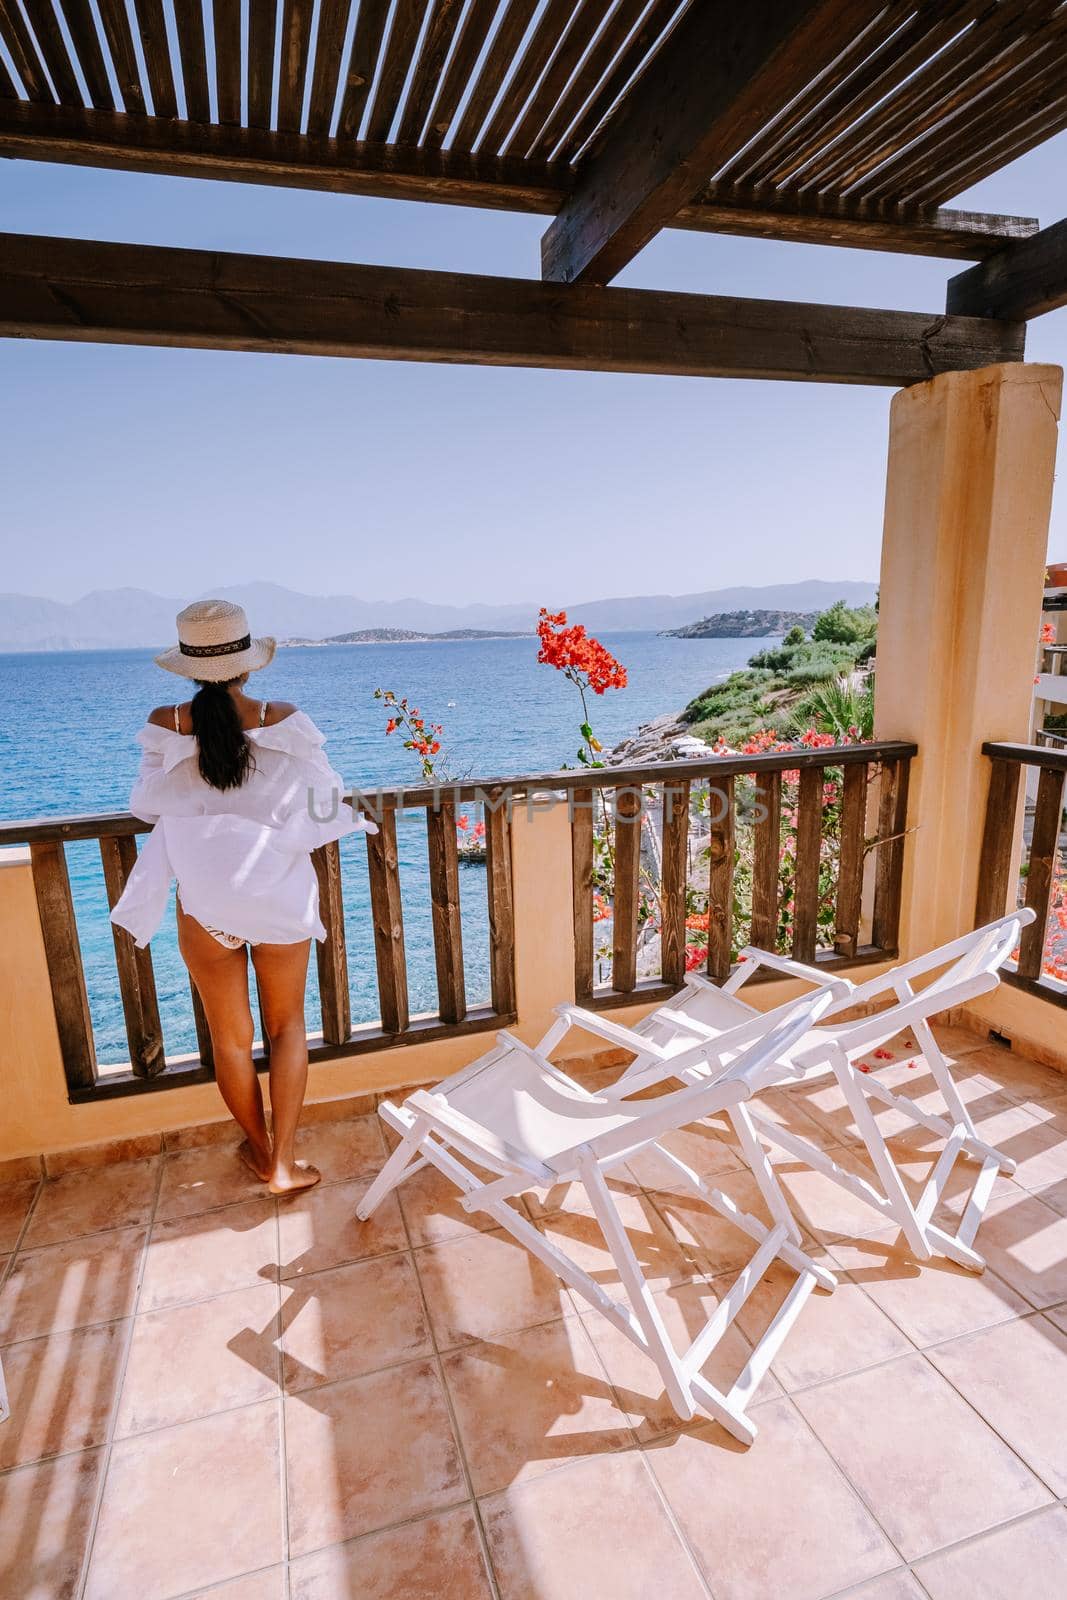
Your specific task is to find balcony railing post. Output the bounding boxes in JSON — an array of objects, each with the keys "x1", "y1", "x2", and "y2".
[
  {"x1": 706, "y1": 775, "x2": 735, "y2": 983},
  {"x1": 660, "y1": 778, "x2": 690, "y2": 988},
  {"x1": 28, "y1": 840, "x2": 97, "y2": 1094},
  {"x1": 311, "y1": 838, "x2": 352, "y2": 1046},
  {"x1": 99, "y1": 834, "x2": 166, "y2": 1077}
]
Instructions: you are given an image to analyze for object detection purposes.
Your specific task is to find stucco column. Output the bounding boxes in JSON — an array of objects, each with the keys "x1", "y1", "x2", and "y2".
[
  {"x1": 874, "y1": 362, "x2": 1062, "y2": 958},
  {"x1": 508, "y1": 794, "x2": 576, "y2": 1043}
]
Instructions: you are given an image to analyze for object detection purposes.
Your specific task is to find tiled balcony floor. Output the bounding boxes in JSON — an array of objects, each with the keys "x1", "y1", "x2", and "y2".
[{"x1": 3, "y1": 1024, "x2": 1067, "y2": 1599}]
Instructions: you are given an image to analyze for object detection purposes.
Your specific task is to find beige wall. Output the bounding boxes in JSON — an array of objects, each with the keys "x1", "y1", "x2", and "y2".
[{"x1": 875, "y1": 362, "x2": 1063, "y2": 957}]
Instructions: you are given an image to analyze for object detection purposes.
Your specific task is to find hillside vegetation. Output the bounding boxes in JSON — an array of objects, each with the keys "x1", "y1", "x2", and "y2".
[{"x1": 681, "y1": 600, "x2": 878, "y2": 745}]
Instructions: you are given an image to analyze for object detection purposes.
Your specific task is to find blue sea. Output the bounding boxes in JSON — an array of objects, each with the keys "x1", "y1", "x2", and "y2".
[{"x1": 0, "y1": 633, "x2": 769, "y2": 1063}]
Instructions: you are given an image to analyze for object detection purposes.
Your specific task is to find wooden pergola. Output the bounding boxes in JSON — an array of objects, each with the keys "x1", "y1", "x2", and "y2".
[{"x1": 1, "y1": 0, "x2": 1066, "y2": 378}]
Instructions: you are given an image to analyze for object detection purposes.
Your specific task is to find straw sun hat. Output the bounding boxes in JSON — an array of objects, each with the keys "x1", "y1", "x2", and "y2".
[{"x1": 155, "y1": 599, "x2": 276, "y2": 681}]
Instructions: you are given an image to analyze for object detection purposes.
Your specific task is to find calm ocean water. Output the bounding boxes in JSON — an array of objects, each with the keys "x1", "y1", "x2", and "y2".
[{"x1": 0, "y1": 632, "x2": 769, "y2": 1063}]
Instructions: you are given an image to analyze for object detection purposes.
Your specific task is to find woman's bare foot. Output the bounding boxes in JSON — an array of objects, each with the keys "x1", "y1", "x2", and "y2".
[
  {"x1": 237, "y1": 1138, "x2": 273, "y2": 1183},
  {"x1": 269, "y1": 1161, "x2": 321, "y2": 1196}
]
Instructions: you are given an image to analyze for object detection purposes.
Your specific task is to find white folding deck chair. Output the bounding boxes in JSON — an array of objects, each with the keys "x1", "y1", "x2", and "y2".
[
  {"x1": 542, "y1": 913, "x2": 1035, "y2": 1272},
  {"x1": 357, "y1": 988, "x2": 839, "y2": 1445}
]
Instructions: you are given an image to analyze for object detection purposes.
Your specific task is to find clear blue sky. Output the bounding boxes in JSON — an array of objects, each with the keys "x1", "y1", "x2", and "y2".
[{"x1": 2, "y1": 133, "x2": 1066, "y2": 607}]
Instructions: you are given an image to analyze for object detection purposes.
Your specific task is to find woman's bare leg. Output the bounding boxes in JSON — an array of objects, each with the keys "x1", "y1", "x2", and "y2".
[
  {"x1": 177, "y1": 904, "x2": 272, "y2": 1180},
  {"x1": 251, "y1": 938, "x2": 318, "y2": 1195}
]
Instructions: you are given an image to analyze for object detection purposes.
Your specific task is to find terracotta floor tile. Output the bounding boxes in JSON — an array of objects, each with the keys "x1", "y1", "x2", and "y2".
[
  {"x1": 442, "y1": 1316, "x2": 633, "y2": 1495},
  {"x1": 623, "y1": 1119, "x2": 742, "y2": 1188},
  {"x1": 482, "y1": 1451, "x2": 707, "y2": 1600},
  {"x1": 898, "y1": 1102, "x2": 1067, "y2": 1193},
  {"x1": 0, "y1": 1182, "x2": 39, "y2": 1253},
  {"x1": 928, "y1": 1021, "x2": 989, "y2": 1058},
  {"x1": 139, "y1": 1198, "x2": 278, "y2": 1314},
  {"x1": 961, "y1": 1045, "x2": 1067, "y2": 1106},
  {"x1": 415, "y1": 1226, "x2": 572, "y2": 1349},
  {"x1": 536, "y1": 1185, "x2": 695, "y2": 1295},
  {"x1": 22, "y1": 1160, "x2": 159, "y2": 1249},
  {"x1": 397, "y1": 1160, "x2": 523, "y2": 1247},
  {"x1": 85, "y1": 1401, "x2": 283, "y2": 1600},
  {"x1": 789, "y1": 1076, "x2": 935, "y2": 1148},
  {"x1": 289, "y1": 1505, "x2": 493, "y2": 1600},
  {"x1": 646, "y1": 1396, "x2": 896, "y2": 1600},
  {"x1": 156, "y1": 1146, "x2": 271, "y2": 1221},
  {"x1": 649, "y1": 1171, "x2": 785, "y2": 1275},
  {"x1": 116, "y1": 1282, "x2": 280, "y2": 1437},
  {"x1": 826, "y1": 1227, "x2": 1029, "y2": 1346},
  {"x1": 183, "y1": 1568, "x2": 287, "y2": 1600},
  {"x1": 0, "y1": 1320, "x2": 126, "y2": 1470},
  {"x1": 278, "y1": 1177, "x2": 406, "y2": 1278},
  {"x1": 795, "y1": 1352, "x2": 1050, "y2": 1560},
  {"x1": 579, "y1": 1277, "x2": 778, "y2": 1441},
  {"x1": 913, "y1": 1504, "x2": 1067, "y2": 1598},
  {"x1": 280, "y1": 1251, "x2": 432, "y2": 1393},
  {"x1": 958, "y1": 1189, "x2": 1067, "y2": 1308},
  {"x1": 846, "y1": 1573, "x2": 927, "y2": 1600},
  {"x1": 284, "y1": 1358, "x2": 465, "y2": 1555},
  {"x1": 731, "y1": 1256, "x2": 912, "y2": 1392},
  {"x1": 0, "y1": 1227, "x2": 146, "y2": 1341},
  {"x1": 926, "y1": 1313, "x2": 1067, "y2": 1494},
  {"x1": 748, "y1": 1086, "x2": 839, "y2": 1150},
  {"x1": 292, "y1": 1115, "x2": 385, "y2": 1184},
  {"x1": 0, "y1": 1446, "x2": 104, "y2": 1600},
  {"x1": 761, "y1": 1145, "x2": 894, "y2": 1244}
]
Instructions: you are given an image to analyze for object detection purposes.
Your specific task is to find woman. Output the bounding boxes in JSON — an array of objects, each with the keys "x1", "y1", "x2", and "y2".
[{"x1": 111, "y1": 599, "x2": 374, "y2": 1195}]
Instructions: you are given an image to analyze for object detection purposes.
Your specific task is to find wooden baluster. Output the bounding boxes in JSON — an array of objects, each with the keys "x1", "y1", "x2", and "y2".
[
  {"x1": 612, "y1": 786, "x2": 643, "y2": 992},
  {"x1": 792, "y1": 766, "x2": 824, "y2": 963},
  {"x1": 975, "y1": 757, "x2": 1023, "y2": 927},
  {"x1": 365, "y1": 801, "x2": 409, "y2": 1033},
  {"x1": 571, "y1": 786, "x2": 595, "y2": 1001},
  {"x1": 706, "y1": 774, "x2": 735, "y2": 982},
  {"x1": 1018, "y1": 765, "x2": 1066, "y2": 979},
  {"x1": 29, "y1": 840, "x2": 97, "y2": 1093},
  {"x1": 99, "y1": 834, "x2": 166, "y2": 1076},
  {"x1": 189, "y1": 979, "x2": 214, "y2": 1071},
  {"x1": 750, "y1": 770, "x2": 781, "y2": 950},
  {"x1": 426, "y1": 799, "x2": 466, "y2": 1024},
  {"x1": 871, "y1": 757, "x2": 911, "y2": 953},
  {"x1": 484, "y1": 790, "x2": 516, "y2": 1016},
  {"x1": 312, "y1": 839, "x2": 352, "y2": 1045},
  {"x1": 834, "y1": 761, "x2": 869, "y2": 957},
  {"x1": 660, "y1": 778, "x2": 690, "y2": 988}
]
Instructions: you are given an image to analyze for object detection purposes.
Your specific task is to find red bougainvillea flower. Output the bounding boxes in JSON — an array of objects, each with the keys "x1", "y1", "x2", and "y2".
[
  {"x1": 685, "y1": 944, "x2": 706, "y2": 972},
  {"x1": 872, "y1": 1048, "x2": 893, "y2": 1061},
  {"x1": 456, "y1": 816, "x2": 469, "y2": 831},
  {"x1": 686, "y1": 912, "x2": 711, "y2": 932},
  {"x1": 536, "y1": 608, "x2": 628, "y2": 695},
  {"x1": 1042, "y1": 621, "x2": 1056, "y2": 644},
  {"x1": 858, "y1": 1063, "x2": 872, "y2": 1074}
]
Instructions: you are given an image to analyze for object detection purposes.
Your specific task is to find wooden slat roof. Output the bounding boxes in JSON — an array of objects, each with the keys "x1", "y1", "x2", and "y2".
[{"x1": 1, "y1": 0, "x2": 1064, "y2": 253}]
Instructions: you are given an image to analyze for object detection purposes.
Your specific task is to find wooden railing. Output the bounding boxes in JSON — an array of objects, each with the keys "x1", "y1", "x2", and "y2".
[
  {"x1": 977, "y1": 741, "x2": 1067, "y2": 1008},
  {"x1": 0, "y1": 785, "x2": 519, "y2": 1102},
  {"x1": 0, "y1": 739, "x2": 917, "y2": 1103},
  {"x1": 565, "y1": 740, "x2": 917, "y2": 1010}
]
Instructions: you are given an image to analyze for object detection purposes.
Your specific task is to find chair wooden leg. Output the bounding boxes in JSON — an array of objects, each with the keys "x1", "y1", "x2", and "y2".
[
  {"x1": 355, "y1": 1115, "x2": 428, "y2": 1220},
  {"x1": 580, "y1": 1155, "x2": 696, "y2": 1421}
]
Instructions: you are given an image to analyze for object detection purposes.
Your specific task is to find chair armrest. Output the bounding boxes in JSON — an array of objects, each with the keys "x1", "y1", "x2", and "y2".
[
  {"x1": 724, "y1": 947, "x2": 854, "y2": 1005},
  {"x1": 552, "y1": 1004, "x2": 670, "y2": 1060}
]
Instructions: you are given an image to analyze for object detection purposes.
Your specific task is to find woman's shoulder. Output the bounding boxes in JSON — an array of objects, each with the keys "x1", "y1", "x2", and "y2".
[
  {"x1": 263, "y1": 700, "x2": 298, "y2": 726},
  {"x1": 146, "y1": 702, "x2": 189, "y2": 732}
]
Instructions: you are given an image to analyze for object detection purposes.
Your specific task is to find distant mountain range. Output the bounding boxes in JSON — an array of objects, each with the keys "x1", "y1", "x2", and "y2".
[{"x1": 0, "y1": 579, "x2": 878, "y2": 653}]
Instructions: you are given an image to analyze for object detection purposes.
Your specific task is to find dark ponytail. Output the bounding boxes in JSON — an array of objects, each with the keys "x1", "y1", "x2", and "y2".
[{"x1": 190, "y1": 679, "x2": 255, "y2": 791}]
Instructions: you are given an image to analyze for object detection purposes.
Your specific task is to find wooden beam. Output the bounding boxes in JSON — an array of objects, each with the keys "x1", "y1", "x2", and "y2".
[
  {"x1": 0, "y1": 232, "x2": 1026, "y2": 385},
  {"x1": 947, "y1": 216, "x2": 1067, "y2": 321},
  {"x1": 678, "y1": 187, "x2": 1038, "y2": 262},
  {"x1": 541, "y1": 0, "x2": 864, "y2": 284},
  {"x1": 0, "y1": 103, "x2": 1038, "y2": 261}
]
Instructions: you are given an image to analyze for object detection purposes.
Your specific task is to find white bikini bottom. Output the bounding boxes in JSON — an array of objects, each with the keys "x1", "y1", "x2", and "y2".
[{"x1": 177, "y1": 893, "x2": 248, "y2": 950}]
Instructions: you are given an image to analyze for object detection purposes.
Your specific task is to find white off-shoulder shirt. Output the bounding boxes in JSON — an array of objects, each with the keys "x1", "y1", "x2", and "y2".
[{"x1": 110, "y1": 711, "x2": 374, "y2": 948}]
